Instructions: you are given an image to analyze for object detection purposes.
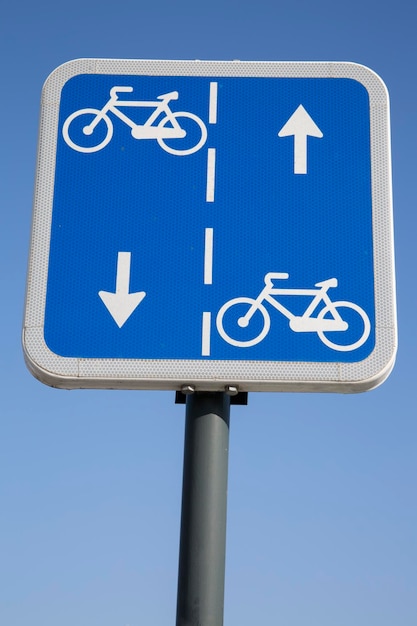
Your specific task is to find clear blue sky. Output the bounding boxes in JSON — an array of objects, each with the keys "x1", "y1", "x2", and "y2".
[{"x1": 1, "y1": 1, "x2": 416, "y2": 625}]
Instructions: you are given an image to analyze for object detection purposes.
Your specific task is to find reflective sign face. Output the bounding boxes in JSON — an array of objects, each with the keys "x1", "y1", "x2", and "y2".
[{"x1": 23, "y1": 60, "x2": 396, "y2": 392}]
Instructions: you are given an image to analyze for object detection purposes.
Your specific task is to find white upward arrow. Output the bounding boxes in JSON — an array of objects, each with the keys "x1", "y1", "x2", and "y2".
[
  {"x1": 278, "y1": 105, "x2": 323, "y2": 174},
  {"x1": 98, "y1": 252, "x2": 146, "y2": 328}
]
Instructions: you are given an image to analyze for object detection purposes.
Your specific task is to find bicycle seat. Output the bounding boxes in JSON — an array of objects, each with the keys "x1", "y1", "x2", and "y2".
[
  {"x1": 315, "y1": 278, "x2": 338, "y2": 288},
  {"x1": 157, "y1": 91, "x2": 179, "y2": 100}
]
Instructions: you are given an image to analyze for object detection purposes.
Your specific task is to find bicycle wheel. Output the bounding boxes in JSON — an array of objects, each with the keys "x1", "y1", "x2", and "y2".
[
  {"x1": 62, "y1": 108, "x2": 113, "y2": 153},
  {"x1": 157, "y1": 112, "x2": 207, "y2": 155},
  {"x1": 317, "y1": 301, "x2": 371, "y2": 351},
  {"x1": 216, "y1": 298, "x2": 270, "y2": 348}
]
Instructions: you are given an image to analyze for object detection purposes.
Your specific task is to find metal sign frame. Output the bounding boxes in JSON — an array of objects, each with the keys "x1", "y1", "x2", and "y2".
[{"x1": 23, "y1": 59, "x2": 396, "y2": 392}]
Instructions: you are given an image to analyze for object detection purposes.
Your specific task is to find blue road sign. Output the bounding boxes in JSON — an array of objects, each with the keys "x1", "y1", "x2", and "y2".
[{"x1": 23, "y1": 60, "x2": 396, "y2": 392}]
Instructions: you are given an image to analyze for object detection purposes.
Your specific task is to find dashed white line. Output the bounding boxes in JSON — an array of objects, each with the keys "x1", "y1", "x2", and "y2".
[
  {"x1": 202, "y1": 311, "x2": 212, "y2": 356},
  {"x1": 206, "y1": 148, "x2": 216, "y2": 202},
  {"x1": 209, "y1": 82, "x2": 218, "y2": 124},
  {"x1": 204, "y1": 227, "x2": 214, "y2": 284},
  {"x1": 201, "y1": 83, "x2": 218, "y2": 356}
]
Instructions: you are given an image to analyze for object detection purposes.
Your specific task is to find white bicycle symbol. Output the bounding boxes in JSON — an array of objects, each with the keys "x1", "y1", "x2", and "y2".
[
  {"x1": 62, "y1": 86, "x2": 207, "y2": 155},
  {"x1": 216, "y1": 272, "x2": 371, "y2": 352}
]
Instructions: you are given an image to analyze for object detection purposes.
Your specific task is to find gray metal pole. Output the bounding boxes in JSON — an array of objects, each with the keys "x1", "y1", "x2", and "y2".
[{"x1": 176, "y1": 392, "x2": 231, "y2": 626}]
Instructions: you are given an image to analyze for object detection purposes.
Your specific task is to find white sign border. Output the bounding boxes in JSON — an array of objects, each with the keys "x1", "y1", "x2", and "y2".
[{"x1": 23, "y1": 59, "x2": 397, "y2": 392}]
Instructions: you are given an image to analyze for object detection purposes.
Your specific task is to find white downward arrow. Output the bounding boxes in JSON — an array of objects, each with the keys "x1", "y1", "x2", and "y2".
[
  {"x1": 98, "y1": 252, "x2": 146, "y2": 328},
  {"x1": 278, "y1": 105, "x2": 323, "y2": 174}
]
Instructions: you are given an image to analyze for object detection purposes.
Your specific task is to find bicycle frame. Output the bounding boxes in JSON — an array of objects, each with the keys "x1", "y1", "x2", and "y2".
[
  {"x1": 86, "y1": 87, "x2": 185, "y2": 138},
  {"x1": 241, "y1": 273, "x2": 347, "y2": 332}
]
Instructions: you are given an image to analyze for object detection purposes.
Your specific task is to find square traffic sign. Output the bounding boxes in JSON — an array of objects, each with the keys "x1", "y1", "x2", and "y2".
[{"x1": 23, "y1": 59, "x2": 396, "y2": 392}]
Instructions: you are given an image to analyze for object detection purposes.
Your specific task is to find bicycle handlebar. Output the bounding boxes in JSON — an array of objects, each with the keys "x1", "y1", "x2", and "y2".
[
  {"x1": 265, "y1": 272, "x2": 289, "y2": 284},
  {"x1": 110, "y1": 86, "x2": 134, "y2": 98}
]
